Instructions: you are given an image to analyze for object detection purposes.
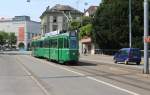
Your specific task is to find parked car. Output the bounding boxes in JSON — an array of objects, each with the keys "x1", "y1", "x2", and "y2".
[{"x1": 113, "y1": 48, "x2": 141, "y2": 65}]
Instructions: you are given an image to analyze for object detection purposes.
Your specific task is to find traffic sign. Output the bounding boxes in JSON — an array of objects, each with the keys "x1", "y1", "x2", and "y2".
[{"x1": 144, "y1": 36, "x2": 150, "y2": 43}]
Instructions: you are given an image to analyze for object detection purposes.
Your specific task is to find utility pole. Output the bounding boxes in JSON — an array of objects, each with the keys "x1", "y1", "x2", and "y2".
[
  {"x1": 144, "y1": 0, "x2": 149, "y2": 74},
  {"x1": 129, "y1": 0, "x2": 132, "y2": 48}
]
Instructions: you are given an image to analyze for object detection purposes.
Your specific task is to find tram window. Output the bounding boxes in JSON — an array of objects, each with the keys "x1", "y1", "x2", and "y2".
[
  {"x1": 70, "y1": 38, "x2": 77, "y2": 49},
  {"x1": 64, "y1": 38, "x2": 69, "y2": 48},
  {"x1": 36, "y1": 42, "x2": 38, "y2": 47},
  {"x1": 40, "y1": 41, "x2": 43, "y2": 48},
  {"x1": 47, "y1": 40, "x2": 50, "y2": 48},
  {"x1": 43, "y1": 41, "x2": 45, "y2": 48},
  {"x1": 49, "y1": 40, "x2": 52, "y2": 48},
  {"x1": 58, "y1": 38, "x2": 63, "y2": 48},
  {"x1": 51, "y1": 39, "x2": 57, "y2": 48},
  {"x1": 37, "y1": 42, "x2": 39, "y2": 47},
  {"x1": 34, "y1": 42, "x2": 36, "y2": 47},
  {"x1": 44, "y1": 40, "x2": 49, "y2": 48}
]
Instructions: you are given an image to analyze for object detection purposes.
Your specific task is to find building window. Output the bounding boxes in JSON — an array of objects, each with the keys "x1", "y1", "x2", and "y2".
[
  {"x1": 44, "y1": 25, "x2": 47, "y2": 33},
  {"x1": 32, "y1": 33, "x2": 34, "y2": 38},
  {"x1": 28, "y1": 33, "x2": 30, "y2": 39},
  {"x1": 53, "y1": 25, "x2": 58, "y2": 31},
  {"x1": 53, "y1": 16, "x2": 57, "y2": 23}
]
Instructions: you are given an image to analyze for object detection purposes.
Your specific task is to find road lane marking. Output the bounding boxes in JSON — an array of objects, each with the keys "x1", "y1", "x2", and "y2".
[
  {"x1": 16, "y1": 56, "x2": 51, "y2": 95},
  {"x1": 59, "y1": 66, "x2": 85, "y2": 76},
  {"x1": 87, "y1": 76, "x2": 139, "y2": 95},
  {"x1": 45, "y1": 61, "x2": 140, "y2": 95}
]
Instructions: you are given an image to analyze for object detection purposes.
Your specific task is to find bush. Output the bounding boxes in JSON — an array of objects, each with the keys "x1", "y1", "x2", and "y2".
[{"x1": 18, "y1": 42, "x2": 25, "y2": 49}]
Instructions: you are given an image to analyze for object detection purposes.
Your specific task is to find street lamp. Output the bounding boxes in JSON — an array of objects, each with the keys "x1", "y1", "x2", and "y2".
[{"x1": 129, "y1": 0, "x2": 132, "y2": 48}]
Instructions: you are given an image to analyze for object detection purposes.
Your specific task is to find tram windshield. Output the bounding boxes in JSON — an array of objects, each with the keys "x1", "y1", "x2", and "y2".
[{"x1": 70, "y1": 37, "x2": 77, "y2": 49}]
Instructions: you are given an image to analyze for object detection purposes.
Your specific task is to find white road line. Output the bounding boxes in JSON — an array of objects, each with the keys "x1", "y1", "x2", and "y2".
[
  {"x1": 87, "y1": 76, "x2": 139, "y2": 95},
  {"x1": 16, "y1": 57, "x2": 50, "y2": 95},
  {"x1": 45, "y1": 61, "x2": 140, "y2": 95},
  {"x1": 58, "y1": 66, "x2": 85, "y2": 76}
]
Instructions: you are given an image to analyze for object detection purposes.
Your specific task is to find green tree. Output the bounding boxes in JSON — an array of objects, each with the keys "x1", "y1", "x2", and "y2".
[
  {"x1": 82, "y1": 16, "x2": 92, "y2": 26},
  {"x1": 79, "y1": 24, "x2": 92, "y2": 39},
  {"x1": 18, "y1": 42, "x2": 25, "y2": 49},
  {"x1": 0, "y1": 31, "x2": 8, "y2": 46},
  {"x1": 69, "y1": 19, "x2": 81, "y2": 31},
  {"x1": 78, "y1": 16, "x2": 93, "y2": 39},
  {"x1": 8, "y1": 32, "x2": 17, "y2": 48},
  {"x1": 0, "y1": 32, "x2": 4, "y2": 46},
  {"x1": 92, "y1": 0, "x2": 144, "y2": 49}
]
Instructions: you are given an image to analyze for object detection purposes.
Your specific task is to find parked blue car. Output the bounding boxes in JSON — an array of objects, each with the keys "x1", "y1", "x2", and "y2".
[{"x1": 114, "y1": 48, "x2": 141, "y2": 65}]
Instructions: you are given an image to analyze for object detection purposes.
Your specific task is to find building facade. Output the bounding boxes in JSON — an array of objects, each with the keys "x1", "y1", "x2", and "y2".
[
  {"x1": 84, "y1": 6, "x2": 98, "y2": 17},
  {"x1": 0, "y1": 16, "x2": 41, "y2": 50},
  {"x1": 40, "y1": 4, "x2": 83, "y2": 35}
]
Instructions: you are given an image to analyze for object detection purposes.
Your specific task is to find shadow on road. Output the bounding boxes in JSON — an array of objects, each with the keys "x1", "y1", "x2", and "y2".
[{"x1": 66, "y1": 61, "x2": 97, "y2": 66}]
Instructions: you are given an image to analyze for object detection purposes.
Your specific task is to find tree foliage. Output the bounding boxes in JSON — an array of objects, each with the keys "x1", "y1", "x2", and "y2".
[
  {"x1": 79, "y1": 24, "x2": 92, "y2": 39},
  {"x1": 69, "y1": 19, "x2": 81, "y2": 31},
  {"x1": 92, "y1": 0, "x2": 144, "y2": 49},
  {"x1": 79, "y1": 16, "x2": 93, "y2": 39},
  {"x1": 0, "y1": 31, "x2": 17, "y2": 48},
  {"x1": 0, "y1": 31, "x2": 8, "y2": 46},
  {"x1": 82, "y1": 16, "x2": 92, "y2": 26},
  {"x1": 8, "y1": 32, "x2": 17, "y2": 47},
  {"x1": 18, "y1": 42, "x2": 25, "y2": 48}
]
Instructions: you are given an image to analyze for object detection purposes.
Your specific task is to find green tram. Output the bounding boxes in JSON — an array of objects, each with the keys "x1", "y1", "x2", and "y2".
[{"x1": 31, "y1": 31, "x2": 79, "y2": 64}]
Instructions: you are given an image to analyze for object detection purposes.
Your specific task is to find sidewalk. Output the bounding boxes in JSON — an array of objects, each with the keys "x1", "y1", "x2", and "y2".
[
  {"x1": 79, "y1": 54, "x2": 149, "y2": 71},
  {"x1": 79, "y1": 54, "x2": 150, "y2": 78},
  {"x1": 79, "y1": 54, "x2": 147, "y2": 65}
]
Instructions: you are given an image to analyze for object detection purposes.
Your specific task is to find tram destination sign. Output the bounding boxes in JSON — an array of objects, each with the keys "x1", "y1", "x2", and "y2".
[{"x1": 70, "y1": 31, "x2": 76, "y2": 37}]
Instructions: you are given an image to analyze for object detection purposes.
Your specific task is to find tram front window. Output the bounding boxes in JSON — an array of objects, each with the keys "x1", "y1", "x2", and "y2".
[{"x1": 70, "y1": 38, "x2": 77, "y2": 49}]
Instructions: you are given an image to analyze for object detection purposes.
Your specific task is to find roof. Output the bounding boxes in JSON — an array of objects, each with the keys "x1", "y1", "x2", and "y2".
[
  {"x1": 0, "y1": 16, "x2": 39, "y2": 23},
  {"x1": 40, "y1": 4, "x2": 83, "y2": 18},
  {"x1": 84, "y1": 6, "x2": 98, "y2": 16},
  {"x1": 0, "y1": 17, "x2": 12, "y2": 22}
]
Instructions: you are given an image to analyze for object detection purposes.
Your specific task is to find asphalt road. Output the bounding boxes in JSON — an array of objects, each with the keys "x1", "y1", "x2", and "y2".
[
  {"x1": 0, "y1": 52, "x2": 150, "y2": 95},
  {"x1": 0, "y1": 54, "x2": 46, "y2": 95}
]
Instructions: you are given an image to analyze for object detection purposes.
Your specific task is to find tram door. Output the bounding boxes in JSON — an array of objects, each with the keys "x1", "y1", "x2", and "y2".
[{"x1": 58, "y1": 38, "x2": 63, "y2": 62}]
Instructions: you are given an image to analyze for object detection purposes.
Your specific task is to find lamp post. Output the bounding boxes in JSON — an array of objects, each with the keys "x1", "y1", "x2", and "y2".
[
  {"x1": 129, "y1": 0, "x2": 132, "y2": 48},
  {"x1": 144, "y1": 0, "x2": 149, "y2": 74}
]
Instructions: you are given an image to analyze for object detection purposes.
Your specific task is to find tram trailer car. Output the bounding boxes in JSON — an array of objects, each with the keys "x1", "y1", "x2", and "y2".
[{"x1": 31, "y1": 31, "x2": 79, "y2": 64}]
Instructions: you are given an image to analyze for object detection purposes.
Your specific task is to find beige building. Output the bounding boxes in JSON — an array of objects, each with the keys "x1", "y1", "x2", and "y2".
[{"x1": 40, "y1": 4, "x2": 83, "y2": 35}]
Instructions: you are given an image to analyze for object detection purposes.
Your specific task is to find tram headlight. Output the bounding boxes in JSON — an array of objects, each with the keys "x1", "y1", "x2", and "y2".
[{"x1": 73, "y1": 52, "x2": 75, "y2": 55}]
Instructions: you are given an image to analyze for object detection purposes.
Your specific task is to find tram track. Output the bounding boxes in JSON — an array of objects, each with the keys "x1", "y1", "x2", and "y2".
[
  {"x1": 68, "y1": 61, "x2": 150, "y2": 92},
  {"x1": 79, "y1": 60, "x2": 143, "y2": 73},
  {"x1": 18, "y1": 55, "x2": 150, "y2": 94}
]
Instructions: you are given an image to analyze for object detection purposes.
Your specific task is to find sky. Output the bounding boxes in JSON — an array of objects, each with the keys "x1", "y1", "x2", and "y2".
[{"x1": 0, "y1": 0, "x2": 101, "y2": 21}]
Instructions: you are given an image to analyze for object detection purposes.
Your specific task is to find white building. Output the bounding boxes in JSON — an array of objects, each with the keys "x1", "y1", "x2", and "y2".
[
  {"x1": 40, "y1": 4, "x2": 83, "y2": 35},
  {"x1": 0, "y1": 16, "x2": 41, "y2": 50}
]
